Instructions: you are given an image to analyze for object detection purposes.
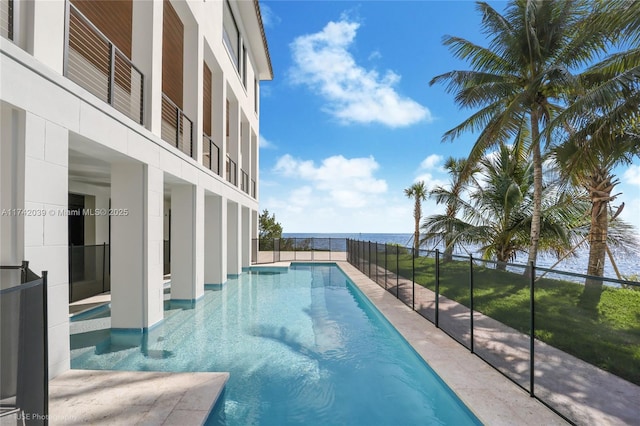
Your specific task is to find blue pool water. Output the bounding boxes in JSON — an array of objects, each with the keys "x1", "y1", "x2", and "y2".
[{"x1": 71, "y1": 264, "x2": 481, "y2": 425}]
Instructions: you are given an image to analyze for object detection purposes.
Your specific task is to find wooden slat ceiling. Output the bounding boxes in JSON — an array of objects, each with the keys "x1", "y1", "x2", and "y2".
[
  {"x1": 71, "y1": 0, "x2": 132, "y2": 58},
  {"x1": 162, "y1": 0, "x2": 183, "y2": 109},
  {"x1": 203, "y1": 62, "x2": 212, "y2": 136}
]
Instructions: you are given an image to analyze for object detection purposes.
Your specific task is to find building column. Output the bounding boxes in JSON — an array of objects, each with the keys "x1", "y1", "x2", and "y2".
[
  {"x1": 241, "y1": 206, "x2": 250, "y2": 268},
  {"x1": 24, "y1": 0, "x2": 66, "y2": 73},
  {"x1": 0, "y1": 105, "x2": 24, "y2": 266},
  {"x1": 132, "y1": 0, "x2": 163, "y2": 135},
  {"x1": 226, "y1": 200, "x2": 241, "y2": 276},
  {"x1": 110, "y1": 162, "x2": 164, "y2": 330},
  {"x1": 251, "y1": 209, "x2": 258, "y2": 264},
  {"x1": 204, "y1": 194, "x2": 226, "y2": 285},
  {"x1": 170, "y1": 184, "x2": 204, "y2": 301},
  {"x1": 183, "y1": 21, "x2": 203, "y2": 163},
  {"x1": 21, "y1": 111, "x2": 69, "y2": 378}
]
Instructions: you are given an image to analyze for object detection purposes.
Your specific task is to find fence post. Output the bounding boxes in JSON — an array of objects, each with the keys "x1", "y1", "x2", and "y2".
[
  {"x1": 42, "y1": 269, "x2": 49, "y2": 419},
  {"x1": 20, "y1": 260, "x2": 28, "y2": 283},
  {"x1": 375, "y1": 242, "x2": 378, "y2": 284},
  {"x1": 395, "y1": 245, "x2": 399, "y2": 299},
  {"x1": 368, "y1": 241, "x2": 372, "y2": 277},
  {"x1": 470, "y1": 254, "x2": 474, "y2": 353},
  {"x1": 102, "y1": 242, "x2": 107, "y2": 293},
  {"x1": 384, "y1": 244, "x2": 387, "y2": 289},
  {"x1": 69, "y1": 245, "x2": 73, "y2": 302},
  {"x1": 530, "y1": 261, "x2": 535, "y2": 397},
  {"x1": 435, "y1": 249, "x2": 440, "y2": 327}
]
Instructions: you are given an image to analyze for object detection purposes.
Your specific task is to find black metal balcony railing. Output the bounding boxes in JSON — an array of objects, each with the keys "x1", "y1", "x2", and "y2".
[
  {"x1": 0, "y1": 0, "x2": 13, "y2": 40},
  {"x1": 161, "y1": 94, "x2": 194, "y2": 159},
  {"x1": 241, "y1": 170, "x2": 249, "y2": 194},
  {"x1": 226, "y1": 156, "x2": 237, "y2": 186},
  {"x1": 251, "y1": 178, "x2": 256, "y2": 198},
  {"x1": 203, "y1": 134, "x2": 221, "y2": 176},
  {"x1": 64, "y1": 3, "x2": 144, "y2": 125}
]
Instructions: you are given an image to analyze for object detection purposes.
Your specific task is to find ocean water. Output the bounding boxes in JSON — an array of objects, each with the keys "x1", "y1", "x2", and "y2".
[{"x1": 283, "y1": 233, "x2": 639, "y2": 280}]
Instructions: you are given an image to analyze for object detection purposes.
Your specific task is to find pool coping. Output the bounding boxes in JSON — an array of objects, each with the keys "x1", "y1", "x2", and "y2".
[
  {"x1": 47, "y1": 370, "x2": 228, "y2": 425},
  {"x1": 333, "y1": 261, "x2": 568, "y2": 426}
]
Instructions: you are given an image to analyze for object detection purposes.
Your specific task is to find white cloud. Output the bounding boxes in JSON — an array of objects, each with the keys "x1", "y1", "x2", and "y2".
[
  {"x1": 274, "y1": 154, "x2": 387, "y2": 208},
  {"x1": 289, "y1": 19, "x2": 431, "y2": 128},
  {"x1": 259, "y1": 4, "x2": 280, "y2": 28},
  {"x1": 368, "y1": 50, "x2": 382, "y2": 61},
  {"x1": 623, "y1": 165, "x2": 640, "y2": 187},
  {"x1": 259, "y1": 133, "x2": 276, "y2": 149},
  {"x1": 413, "y1": 154, "x2": 446, "y2": 190},
  {"x1": 419, "y1": 154, "x2": 443, "y2": 171}
]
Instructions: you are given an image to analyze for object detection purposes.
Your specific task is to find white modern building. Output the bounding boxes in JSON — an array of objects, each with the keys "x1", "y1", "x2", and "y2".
[{"x1": 0, "y1": 0, "x2": 272, "y2": 378}]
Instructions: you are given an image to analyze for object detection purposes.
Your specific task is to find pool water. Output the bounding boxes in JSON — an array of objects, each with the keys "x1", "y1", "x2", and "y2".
[{"x1": 71, "y1": 264, "x2": 481, "y2": 425}]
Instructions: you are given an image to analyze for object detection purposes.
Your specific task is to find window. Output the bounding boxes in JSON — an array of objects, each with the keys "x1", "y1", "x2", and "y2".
[
  {"x1": 254, "y1": 79, "x2": 258, "y2": 113},
  {"x1": 242, "y1": 44, "x2": 247, "y2": 87},
  {"x1": 222, "y1": 0, "x2": 239, "y2": 69}
]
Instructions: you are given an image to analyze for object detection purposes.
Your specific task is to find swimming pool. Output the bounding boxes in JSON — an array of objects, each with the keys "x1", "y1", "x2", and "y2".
[{"x1": 71, "y1": 263, "x2": 481, "y2": 425}]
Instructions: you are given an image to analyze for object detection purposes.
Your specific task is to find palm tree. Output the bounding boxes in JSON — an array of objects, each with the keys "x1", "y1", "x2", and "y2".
[
  {"x1": 423, "y1": 143, "x2": 584, "y2": 270},
  {"x1": 429, "y1": 0, "x2": 623, "y2": 268},
  {"x1": 548, "y1": 0, "x2": 640, "y2": 283},
  {"x1": 404, "y1": 181, "x2": 428, "y2": 254},
  {"x1": 422, "y1": 157, "x2": 478, "y2": 261}
]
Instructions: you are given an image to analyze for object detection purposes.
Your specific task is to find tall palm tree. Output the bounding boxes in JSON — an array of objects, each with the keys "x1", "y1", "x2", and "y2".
[
  {"x1": 404, "y1": 181, "x2": 428, "y2": 254},
  {"x1": 422, "y1": 157, "x2": 478, "y2": 261},
  {"x1": 548, "y1": 0, "x2": 640, "y2": 282},
  {"x1": 429, "y1": 0, "x2": 622, "y2": 268}
]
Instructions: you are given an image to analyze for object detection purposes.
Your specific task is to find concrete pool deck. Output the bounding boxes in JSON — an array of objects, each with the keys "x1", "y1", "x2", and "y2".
[
  {"x1": 48, "y1": 370, "x2": 228, "y2": 425},
  {"x1": 60, "y1": 260, "x2": 567, "y2": 425}
]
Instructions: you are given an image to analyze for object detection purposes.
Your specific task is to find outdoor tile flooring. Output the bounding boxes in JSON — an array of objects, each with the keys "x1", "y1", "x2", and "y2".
[{"x1": 48, "y1": 370, "x2": 228, "y2": 425}]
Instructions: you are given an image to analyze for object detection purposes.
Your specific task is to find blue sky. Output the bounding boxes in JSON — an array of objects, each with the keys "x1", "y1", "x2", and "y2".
[{"x1": 257, "y1": 1, "x2": 640, "y2": 234}]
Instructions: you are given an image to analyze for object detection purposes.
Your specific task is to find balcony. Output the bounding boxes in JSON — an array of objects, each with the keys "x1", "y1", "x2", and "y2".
[
  {"x1": 161, "y1": 94, "x2": 194, "y2": 159},
  {"x1": 64, "y1": 3, "x2": 144, "y2": 125},
  {"x1": 251, "y1": 178, "x2": 256, "y2": 199},
  {"x1": 241, "y1": 169, "x2": 249, "y2": 195},
  {"x1": 0, "y1": 0, "x2": 13, "y2": 40},
  {"x1": 226, "y1": 155, "x2": 237, "y2": 186},
  {"x1": 203, "y1": 134, "x2": 221, "y2": 176}
]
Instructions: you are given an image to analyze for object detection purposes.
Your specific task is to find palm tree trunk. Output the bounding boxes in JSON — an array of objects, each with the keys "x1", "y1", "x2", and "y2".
[
  {"x1": 444, "y1": 204, "x2": 455, "y2": 262},
  {"x1": 526, "y1": 109, "x2": 543, "y2": 269},
  {"x1": 414, "y1": 199, "x2": 421, "y2": 255},
  {"x1": 444, "y1": 243, "x2": 454, "y2": 262},
  {"x1": 579, "y1": 170, "x2": 613, "y2": 310},
  {"x1": 586, "y1": 171, "x2": 612, "y2": 282}
]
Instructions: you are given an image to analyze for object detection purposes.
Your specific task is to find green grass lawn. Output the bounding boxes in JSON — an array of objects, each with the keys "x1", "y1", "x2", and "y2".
[{"x1": 369, "y1": 253, "x2": 640, "y2": 386}]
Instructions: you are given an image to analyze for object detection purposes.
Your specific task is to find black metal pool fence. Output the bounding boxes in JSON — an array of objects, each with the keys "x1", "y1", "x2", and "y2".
[
  {"x1": 345, "y1": 239, "x2": 639, "y2": 425},
  {"x1": 0, "y1": 261, "x2": 49, "y2": 425},
  {"x1": 252, "y1": 237, "x2": 348, "y2": 263}
]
